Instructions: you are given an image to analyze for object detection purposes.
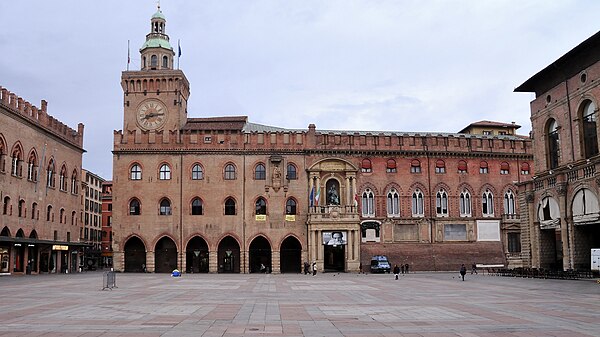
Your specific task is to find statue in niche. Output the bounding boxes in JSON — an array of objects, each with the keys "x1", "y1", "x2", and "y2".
[
  {"x1": 272, "y1": 165, "x2": 281, "y2": 191},
  {"x1": 328, "y1": 184, "x2": 340, "y2": 205}
]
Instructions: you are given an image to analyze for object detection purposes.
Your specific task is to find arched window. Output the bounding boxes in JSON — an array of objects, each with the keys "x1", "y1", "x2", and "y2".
[
  {"x1": 386, "y1": 159, "x2": 397, "y2": 173},
  {"x1": 72, "y1": 211, "x2": 76, "y2": 225},
  {"x1": 361, "y1": 189, "x2": 375, "y2": 216},
  {"x1": 150, "y1": 55, "x2": 158, "y2": 68},
  {"x1": 581, "y1": 100, "x2": 598, "y2": 158},
  {"x1": 162, "y1": 55, "x2": 169, "y2": 69},
  {"x1": 71, "y1": 170, "x2": 78, "y2": 194},
  {"x1": 159, "y1": 199, "x2": 171, "y2": 215},
  {"x1": 286, "y1": 163, "x2": 297, "y2": 180},
  {"x1": 547, "y1": 119, "x2": 560, "y2": 169},
  {"x1": 191, "y1": 164, "x2": 204, "y2": 180},
  {"x1": 412, "y1": 189, "x2": 424, "y2": 216},
  {"x1": 159, "y1": 164, "x2": 171, "y2": 180},
  {"x1": 225, "y1": 197, "x2": 236, "y2": 215},
  {"x1": 521, "y1": 162, "x2": 530, "y2": 175},
  {"x1": 482, "y1": 189, "x2": 494, "y2": 216},
  {"x1": 255, "y1": 197, "x2": 267, "y2": 215},
  {"x1": 59, "y1": 208, "x2": 65, "y2": 223},
  {"x1": 18, "y1": 199, "x2": 24, "y2": 217},
  {"x1": 361, "y1": 158, "x2": 372, "y2": 173},
  {"x1": 460, "y1": 190, "x2": 471, "y2": 217},
  {"x1": 387, "y1": 188, "x2": 400, "y2": 216},
  {"x1": 436, "y1": 189, "x2": 448, "y2": 216},
  {"x1": 479, "y1": 161, "x2": 489, "y2": 174},
  {"x1": 129, "y1": 199, "x2": 141, "y2": 215},
  {"x1": 31, "y1": 202, "x2": 37, "y2": 220},
  {"x1": 46, "y1": 205, "x2": 52, "y2": 221},
  {"x1": 458, "y1": 160, "x2": 468, "y2": 173},
  {"x1": 504, "y1": 190, "x2": 516, "y2": 215},
  {"x1": 0, "y1": 138, "x2": 6, "y2": 173},
  {"x1": 2, "y1": 196, "x2": 9, "y2": 215},
  {"x1": 255, "y1": 163, "x2": 266, "y2": 180},
  {"x1": 11, "y1": 146, "x2": 22, "y2": 177},
  {"x1": 130, "y1": 164, "x2": 142, "y2": 180},
  {"x1": 286, "y1": 198, "x2": 297, "y2": 215},
  {"x1": 59, "y1": 165, "x2": 67, "y2": 191},
  {"x1": 191, "y1": 198, "x2": 203, "y2": 215},
  {"x1": 435, "y1": 159, "x2": 446, "y2": 174},
  {"x1": 500, "y1": 162, "x2": 510, "y2": 175},
  {"x1": 224, "y1": 164, "x2": 236, "y2": 180},
  {"x1": 27, "y1": 152, "x2": 37, "y2": 181},
  {"x1": 410, "y1": 159, "x2": 421, "y2": 173},
  {"x1": 46, "y1": 160, "x2": 55, "y2": 188}
]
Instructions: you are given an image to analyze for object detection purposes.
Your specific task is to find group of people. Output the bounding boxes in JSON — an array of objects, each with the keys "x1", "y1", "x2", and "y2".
[
  {"x1": 459, "y1": 263, "x2": 478, "y2": 281},
  {"x1": 303, "y1": 261, "x2": 317, "y2": 276},
  {"x1": 393, "y1": 264, "x2": 410, "y2": 280}
]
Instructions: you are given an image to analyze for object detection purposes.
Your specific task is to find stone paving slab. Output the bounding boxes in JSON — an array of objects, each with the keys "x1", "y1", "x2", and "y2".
[{"x1": 0, "y1": 272, "x2": 599, "y2": 336}]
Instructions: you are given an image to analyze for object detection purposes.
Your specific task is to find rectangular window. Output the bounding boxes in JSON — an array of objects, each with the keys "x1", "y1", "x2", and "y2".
[
  {"x1": 410, "y1": 166, "x2": 421, "y2": 173},
  {"x1": 435, "y1": 167, "x2": 445, "y2": 174},
  {"x1": 480, "y1": 167, "x2": 488, "y2": 174},
  {"x1": 508, "y1": 233, "x2": 521, "y2": 253}
]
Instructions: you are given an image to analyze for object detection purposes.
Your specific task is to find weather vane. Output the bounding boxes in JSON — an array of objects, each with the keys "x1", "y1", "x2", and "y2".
[{"x1": 157, "y1": 0, "x2": 161, "y2": 10}]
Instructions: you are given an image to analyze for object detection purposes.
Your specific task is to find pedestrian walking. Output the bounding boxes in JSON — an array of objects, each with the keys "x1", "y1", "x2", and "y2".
[
  {"x1": 460, "y1": 264, "x2": 467, "y2": 281},
  {"x1": 303, "y1": 261, "x2": 310, "y2": 275},
  {"x1": 405, "y1": 263, "x2": 409, "y2": 274},
  {"x1": 393, "y1": 264, "x2": 400, "y2": 280},
  {"x1": 400, "y1": 264, "x2": 405, "y2": 274},
  {"x1": 312, "y1": 261, "x2": 317, "y2": 276},
  {"x1": 471, "y1": 263, "x2": 478, "y2": 274}
]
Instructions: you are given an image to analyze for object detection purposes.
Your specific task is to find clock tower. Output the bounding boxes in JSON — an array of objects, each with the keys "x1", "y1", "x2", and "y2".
[{"x1": 121, "y1": 5, "x2": 189, "y2": 133}]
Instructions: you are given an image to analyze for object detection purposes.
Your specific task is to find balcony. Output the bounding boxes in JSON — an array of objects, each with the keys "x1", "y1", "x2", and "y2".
[{"x1": 308, "y1": 205, "x2": 359, "y2": 222}]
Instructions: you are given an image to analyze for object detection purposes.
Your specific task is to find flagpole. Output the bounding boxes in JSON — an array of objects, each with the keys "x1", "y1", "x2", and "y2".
[{"x1": 127, "y1": 40, "x2": 130, "y2": 71}]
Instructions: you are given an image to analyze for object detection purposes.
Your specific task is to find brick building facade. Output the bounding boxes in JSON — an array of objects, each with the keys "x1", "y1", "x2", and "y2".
[
  {"x1": 112, "y1": 7, "x2": 533, "y2": 273},
  {"x1": 515, "y1": 31, "x2": 600, "y2": 271},
  {"x1": 0, "y1": 86, "x2": 85, "y2": 275}
]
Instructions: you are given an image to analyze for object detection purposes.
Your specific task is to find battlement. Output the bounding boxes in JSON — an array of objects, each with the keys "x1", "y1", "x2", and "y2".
[{"x1": 0, "y1": 86, "x2": 84, "y2": 149}]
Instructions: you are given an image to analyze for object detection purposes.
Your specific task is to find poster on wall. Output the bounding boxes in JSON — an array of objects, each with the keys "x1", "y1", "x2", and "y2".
[{"x1": 322, "y1": 231, "x2": 347, "y2": 245}]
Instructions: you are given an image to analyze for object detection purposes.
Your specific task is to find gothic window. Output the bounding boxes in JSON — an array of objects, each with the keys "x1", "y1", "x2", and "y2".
[
  {"x1": 460, "y1": 190, "x2": 471, "y2": 217},
  {"x1": 191, "y1": 198, "x2": 203, "y2": 215},
  {"x1": 191, "y1": 164, "x2": 204, "y2": 180},
  {"x1": 46, "y1": 160, "x2": 55, "y2": 188},
  {"x1": 27, "y1": 152, "x2": 37, "y2": 181},
  {"x1": 255, "y1": 163, "x2": 266, "y2": 180},
  {"x1": 129, "y1": 199, "x2": 141, "y2": 215},
  {"x1": 46, "y1": 205, "x2": 52, "y2": 221},
  {"x1": 11, "y1": 146, "x2": 22, "y2": 177},
  {"x1": 498, "y1": 162, "x2": 509, "y2": 175},
  {"x1": 479, "y1": 161, "x2": 489, "y2": 174},
  {"x1": 18, "y1": 199, "x2": 24, "y2": 217},
  {"x1": 435, "y1": 160, "x2": 446, "y2": 173},
  {"x1": 72, "y1": 211, "x2": 76, "y2": 225},
  {"x1": 71, "y1": 170, "x2": 78, "y2": 194},
  {"x1": 159, "y1": 164, "x2": 171, "y2": 180},
  {"x1": 31, "y1": 202, "x2": 37, "y2": 220},
  {"x1": 547, "y1": 119, "x2": 560, "y2": 169},
  {"x1": 504, "y1": 190, "x2": 516, "y2": 215},
  {"x1": 410, "y1": 159, "x2": 421, "y2": 173},
  {"x1": 482, "y1": 189, "x2": 494, "y2": 216},
  {"x1": 361, "y1": 158, "x2": 372, "y2": 173},
  {"x1": 386, "y1": 159, "x2": 397, "y2": 173},
  {"x1": 2, "y1": 196, "x2": 9, "y2": 215},
  {"x1": 581, "y1": 100, "x2": 599, "y2": 158},
  {"x1": 436, "y1": 189, "x2": 448, "y2": 216},
  {"x1": 224, "y1": 164, "x2": 236, "y2": 180},
  {"x1": 458, "y1": 160, "x2": 468, "y2": 173},
  {"x1": 225, "y1": 197, "x2": 236, "y2": 215},
  {"x1": 255, "y1": 197, "x2": 267, "y2": 215},
  {"x1": 0, "y1": 138, "x2": 5, "y2": 172},
  {"x1": 286, "y1": 163, "x2": 297, "y2": 180},
  {"x1": 59, "y1": 165, "x2": 67, "y2": 191},
  {"x1": 387, "y1": 188, "x2": 400, "y2": 216},
  {"x1": 130, "y1": 164, "x2": 142, "y2": 180},
  {"x1": 412, "y1": 189, "x2": 424, "y2": 216},
  {"x1": 286, "y1": 198, "x2": 297, "y2": 215},
  {"x1": 159, "y1": 198, "x2": 171, "y2": 215},
  {"x1": 59, "y1": 208, "x2": 65, "y2": 223},
  {"x1": 521, "y1": 162, "x2": 530, "y2": 175},
  {"x1": 361, "y1": 189, "x2": 375, "y2": 216}
]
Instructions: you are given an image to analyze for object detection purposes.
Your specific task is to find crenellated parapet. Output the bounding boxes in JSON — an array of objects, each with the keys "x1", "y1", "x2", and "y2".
[{"x1": 0, "y1": 86, "x2": 84, "y2": 149}]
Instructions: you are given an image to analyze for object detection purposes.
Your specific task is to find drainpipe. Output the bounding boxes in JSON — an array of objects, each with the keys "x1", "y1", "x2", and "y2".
[{"x1": 179, "y1": 153, "x2": 183, "y2": 271}]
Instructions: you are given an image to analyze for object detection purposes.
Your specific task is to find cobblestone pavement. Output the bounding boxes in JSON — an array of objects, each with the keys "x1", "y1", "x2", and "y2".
[{"x1": 0, "y1": 271, "x2": 599, "y2": 336}]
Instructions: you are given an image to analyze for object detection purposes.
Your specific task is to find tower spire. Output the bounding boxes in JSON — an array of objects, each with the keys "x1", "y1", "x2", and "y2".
[{"x1": 139, "y1": 4, "x2": 174, "y2": 70}]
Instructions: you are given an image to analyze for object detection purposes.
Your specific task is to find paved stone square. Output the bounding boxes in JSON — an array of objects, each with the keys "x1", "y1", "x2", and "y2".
[{"x1": 0, "y1": 271, "x2": 599, "y2": 336}]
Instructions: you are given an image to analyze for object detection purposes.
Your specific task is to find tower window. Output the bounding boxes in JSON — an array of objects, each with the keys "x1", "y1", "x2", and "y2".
[
  {"x1": 151, "y1": 55, "x2": 158, "y2": 68},
  {"x1": 162, "y1": 56, "x2": 168, "y2": 69}
]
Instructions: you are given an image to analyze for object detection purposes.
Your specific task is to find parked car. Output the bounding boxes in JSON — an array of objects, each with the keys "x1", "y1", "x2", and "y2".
[{"x1": 370, "y1": 255, "x2": 391, "y2": 273}]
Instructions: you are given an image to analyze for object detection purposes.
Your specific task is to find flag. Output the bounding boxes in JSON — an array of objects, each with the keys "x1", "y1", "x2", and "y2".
[
  {"x1": 178, "y1": 40, "x2": 181, "y2": 57},
  {"x1": 315, "y1": 185, "x2": 321, "y2": 206},
  {"x1": 309, "y1": 187, "x2": 315, "y2": 207},
  {"x1": 127, "y1": 40, "x2": 130, "y2": 64},
  {"x1": 354, "y1": 193, "x2": 359, "y2": 207}
]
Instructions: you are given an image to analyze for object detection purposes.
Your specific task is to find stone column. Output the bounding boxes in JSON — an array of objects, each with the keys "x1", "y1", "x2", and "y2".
[
  {"x1": 209, "y1": 250, "x2": 218, "y2": 273},
  {"x1": 146, "y1": 250, "x2": 154, "y2": 273},
  {"x1": 271, "y1": 250, "x2": 280, "y2": 274},
  {"x1": 556, "y1": 183, "x2": 570, "y2": 270}
]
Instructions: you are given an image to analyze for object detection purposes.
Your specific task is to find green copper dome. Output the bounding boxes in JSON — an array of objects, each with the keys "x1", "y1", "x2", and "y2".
[
  {"x1": 152, "y1": 9, "x2": 166, "y2": 20},
  {"x1": 140, "y1": 37, "x2": 173, "y2": 51}
]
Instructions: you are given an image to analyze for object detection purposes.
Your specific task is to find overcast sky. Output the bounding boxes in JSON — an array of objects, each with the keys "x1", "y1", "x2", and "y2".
[{"x1": 1, "y1": 1, "x2": 599, "y2": 179}]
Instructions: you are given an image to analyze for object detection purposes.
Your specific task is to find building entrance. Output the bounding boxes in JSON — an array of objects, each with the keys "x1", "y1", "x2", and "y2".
[
  {"x1": 323, "y1": 244, "x2": 345, "y2": 272},
  {"x1": 124, "y1": 237, "x2": 146, "y2": 272},
  {"x1": 280, "y1": 236, "x2": 302, "y2": 273},
  {"x1": 249, "y1": 236, "x2": 271, "y2": 273},
  {"x1": 155, "y1": 237, "x2": 177, "y2": 273},
  {"x1": 186, "y1": 236, "x2": 209, "y2": 273},
  {"x1": 217, "y1": 236, "x2": 240, "y2": 273}
]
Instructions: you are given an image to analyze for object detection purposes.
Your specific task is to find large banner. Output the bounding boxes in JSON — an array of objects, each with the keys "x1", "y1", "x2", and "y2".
[{"x1": 322, "y1": 231, "x2": 347, "y2": 245}]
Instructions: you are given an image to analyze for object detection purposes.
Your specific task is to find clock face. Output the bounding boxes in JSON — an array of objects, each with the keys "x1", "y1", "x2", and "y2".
[{"x1": 136, "y1": 99, "x2": 167, "y2": 130}]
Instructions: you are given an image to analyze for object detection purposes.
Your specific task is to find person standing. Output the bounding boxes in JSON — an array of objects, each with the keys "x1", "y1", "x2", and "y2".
[
  {"x1": 400, "y1": 264, "x2": 405, "y2": 274},
  {"x1": 460, "y1": 264, "x2": 467, "y2": 281},
  {"x1": 393, "y1": 264, "x2": 400, "y2": 280},
  {"x1": 405, "y1": 263, "x2": 409, "y2": 274},
  {"x1": 304, "y1": 261, "x2": 310, "y2": 275},
  {"x1": 312, "y1": 261, "x2": 317, "y2": 276},
  {"x1": 471, "y1": 263, "x2": 478, "y2": 275}
]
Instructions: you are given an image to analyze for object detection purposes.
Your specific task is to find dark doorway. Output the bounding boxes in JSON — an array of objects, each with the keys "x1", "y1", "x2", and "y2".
[
  {"x1": 323, "y1": 244, "x2": 345, "y2": 272},
  {"x1": 280, "y1": 236, "x2": 302, "y2": 273},
  {"x1": 124, "y1": 237, "x2": 146, "y2": 272},
  {"x1": 155, "y1": 237, "x2": 178, "y2": 273},
  {"x1": 218, "y1": 236, "x2": 240, "y2": 273},
  {"x1": 249, "y1": 236, "x2": 271, "y2": 273},
  {"x1": 186, "y1": 236, "x2": 209, "y2": 273}
]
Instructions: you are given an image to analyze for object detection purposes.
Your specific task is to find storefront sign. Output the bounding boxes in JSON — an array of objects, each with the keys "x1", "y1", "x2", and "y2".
[
  {"x1": 285, "y1": 215, "x2": 295, "y2": 222},
  {"x1": 52, "y1": 245, "x2": 69, "y2": 251},
  {"x1": 255, "y1": 215, "x2": 266, "y2": 221}
]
